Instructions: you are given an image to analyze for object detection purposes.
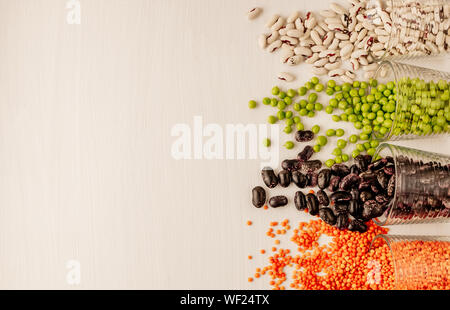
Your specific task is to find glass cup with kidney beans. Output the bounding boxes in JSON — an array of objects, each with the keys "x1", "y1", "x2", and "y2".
[{"x1": 373, "y1": 144, "x2": 450, "y2": 226}]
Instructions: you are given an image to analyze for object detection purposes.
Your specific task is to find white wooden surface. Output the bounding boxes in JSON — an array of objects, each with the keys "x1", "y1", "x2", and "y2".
[{"x1": 0, "y1": 0, "x2": 448, "y2": 289}]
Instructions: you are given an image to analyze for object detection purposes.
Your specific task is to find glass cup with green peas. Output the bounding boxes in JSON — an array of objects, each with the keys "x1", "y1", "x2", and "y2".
[{"x1": 371, "y1": 61, "x2": 450, "y2": 141}]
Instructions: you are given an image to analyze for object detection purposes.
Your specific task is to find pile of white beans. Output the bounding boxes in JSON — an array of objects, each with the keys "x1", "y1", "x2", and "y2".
[{"x1": 247, "y1": 0, "x2": 450, "y2": 83}]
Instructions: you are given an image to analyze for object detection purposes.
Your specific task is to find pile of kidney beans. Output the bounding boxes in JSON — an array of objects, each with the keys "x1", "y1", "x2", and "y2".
[{"x1": 252, "y1": 145, "x2": 396, "y2": 233}]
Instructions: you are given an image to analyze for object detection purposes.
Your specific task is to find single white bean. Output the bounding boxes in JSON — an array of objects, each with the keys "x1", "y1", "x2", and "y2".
[
  {"x1": 258, "y1": 34, "x2": 268, "y2": 49},
  {"x1": 287, "y1": 29, "x2": 303, "y2": 38},
  {"x1": 335, "y1": 32, "x2": 350, "y2": 40},
  {"x1": 340, "y1": 44, "x2": 353, "y2": 57},
  {"x1": 311, "y1": 45, "x2": 327, "y2": 53},
  {"x1": 312, "y1": 67, "x2": 328, "y2": 76},
  {"x1": 363, "y1": 63, "x2": 379, "y2": 71},
  {"x1": 323, "y1": 32, "x2": 334, "y2": 46},
  {"x1": 268, "y1": 40, "x2": 282, "y2": 53},
  {"x1": 300, "y1": 38, "x2": 315, "y2": 47},
  {"x1": 271, "y1": 17, "x2": 286, "y2": 31},
  {"x1": 313, "y1": 58, "x2": 328, "y2": 67},
  {"x1": 310, "y1": 30, "x2": 323, "y2": 45},
  {"x1": 305, "y1": 53, "x2": 320, "y2": 64},
  {"x1": 328, "y1": 68, "x2": 345, "y2": 77},
  {"x1": 266, "y1": 15, "x2": 280, "y2": 28},
  {"x1": 247, "y1": 7, "x2": 262, "y2": 20},
  {"x1": 330, "y1": 2, "x2": 347, "y2": 15},
  {"x1": 319, "y1": 49, "x2": 337, "y2": 58},
  {"x1": 351, "y1": 49, "x2": 367, "y2": 58},
  {"x1": 277, "y1": 72, "x2": 295, "y2": 82},
  {"x1": 294, "y1": 46, "x2": 312, "y2": 57},
  {"x1": 350, "y1": 58, "x2": 360, "y2": 71},
  {"x1": 359, "y1": 56, "x2": 369, "y2": 66},
  {"x1": 345, "y1": 70, "x2": 356, "y2": 79},
  {"x1": 340, "y1": 75, "x2": 354, "y2": 83},
  {"x1": 324, "y1": 61, "x2": 342, "y2": 70},
  {"x1": 287, "y1": 11, "x2": 300, "y2": 23},
  {"x1": 287, "y1": 55, "x2": 302, "y2": 66},
  {"x1": 295, "y1": 18, "x2": 304, "y2": 32}
]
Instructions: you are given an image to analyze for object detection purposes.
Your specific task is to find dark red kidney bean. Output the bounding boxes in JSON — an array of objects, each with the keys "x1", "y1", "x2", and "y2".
[
  {"x1": 339, "y1": 173, "x2": 361, "y2": 191},
  {"x1": 252, "y1": 186, "x2": 266, "y2": 208},
  {"x1": 336, "y1": 214, "x2": 349, "y2": 230},
  {"x1": 331, "y1": 164, "x2": 350, "y2": 177},
  {"x1": 359, "y1": 171, "x2": 377, "y2": 182},
  {"x1": 383, "y1": 164, "x2": 395, "y2": 175},
  {"x1": 387, "y1": 175, "x2": 395, "y2": 197},
  {"x1": 334, "y1": 201, "x2": 349, "y2": 214},
  {"x1": 360, "y1": 191, "x2": 374, "y2": 202},
  {"x1": 306, "y1": 193, "x2": 319, "y2": 216},
  {"x1": 297, "y1": 145, "x2": 314, "y2": 162},
  {"x1": 292, "y1": 171, "x2": 308, "y2": 188},
  {"x1": 348, "y1": 219, "x2": 368, "y2": 233},
  {"x1": 262, "y1": 167, "x2": 279, "y2": 188},
  {"x1": 330, "y1": 191, "x2": 352, "y2": 202},
  {"x1": 300, "y1": 160, "x2": 322, "y2": 174},
  {"x1": 363, "y1": 155, "x2": 373, "y2": 166},
  {"x1": 307, "y1": 172, "x2": 318, "y2": 187},
  {"x1": 350, "y1": 164, "x2": 360, "y2": 175},
  {"x1": 319, "y1": 208, "x2": 337, "y2": 225},
  {"x1": 294, "y1": 191, "x2": 307, "y2": 211},
  {"x1": 351, "y1": 189, "x2": 359, "y2": 201},
  {"x1": 376, "y1": 170, "x2": 389, "y2": 189},
  {"x1": 279, "y1": 170, "x2": 291, "y2": 188},
  {"x1": 328, "y1": 176, "x2": 341, "y2": 192},
  {"x1": 362, "y1": 200, "x2": 385, "y2": 220},
  {"x1": 349, "y1": 200, "x2": 361, "y2": 218},
  {"x1": 317, "y1": 190, "x2": 330, "y2": 206},
  {"x1": 371, "y1": 184, "x2": 381, "y2": 194},
  {"x1": 295, "y1": 130, "x2": 314, "y2": 142},
  {"x1": 282, "y1": 159, "x2": 301, "y2": 172},
  {"x1": 318, "y1": 169, "x2": 331, "y2": 189},
  {"x1": 376, "y1": 194, "x2": 390, "y2": 206},
  {"x1": 269, "y1": 196, "x2": 288, "y2": 208},
  {"x1": 369, "y1": 158, "x2": 388, "y2": 171},
  {"x1": 355, "y1": 155, "x2": 368, "y2": 172},
  {"x1": 358, "y1": 181, "x2": 371, "y2": 191}
]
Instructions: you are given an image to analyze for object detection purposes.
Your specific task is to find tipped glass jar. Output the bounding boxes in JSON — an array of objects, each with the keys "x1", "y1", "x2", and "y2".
[
  {"x1": 371, "y1": 61, "x2": 450, "y2": 141},
  {"x1": 366, "y1": 0, "x2": 450, "y2": 60},
  {"x1": 369, "y1": 235, "x2": 450, "y2": 290},
  {"x1": 373, "y1": 143, "x2": 450, "y2": 225}
]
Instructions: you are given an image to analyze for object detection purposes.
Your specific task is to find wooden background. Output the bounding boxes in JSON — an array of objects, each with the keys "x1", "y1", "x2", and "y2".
[{"x1": 0, "y1": 0, "x2": 448, "y2": 289}]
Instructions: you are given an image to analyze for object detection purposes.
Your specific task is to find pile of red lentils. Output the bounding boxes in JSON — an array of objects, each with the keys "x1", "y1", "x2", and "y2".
[{"x1": 248, "y1": 219, "x2": 395, "y2": 290}]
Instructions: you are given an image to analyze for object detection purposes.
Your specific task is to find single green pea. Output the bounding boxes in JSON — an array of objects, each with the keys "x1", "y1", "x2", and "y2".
[
  {"x1": 360, "y1": 133, "x2": 370, "y2": 141},
  {"x1": 340, "y1": 114, "x2": 348, "y2": 122},
  {"x1": 285, "y1": 111, "x2": 293, "y2": 119},
  {"x1": 263, "y1": 97, "x2": 271, "y2": 105},
  {"x1": 293, "y1": 103, "x2": 301, "y2": 111},
  {"x1": 248, "y1": 100, "x2": 257, "y2": 109},
  {"x1": 337, "y1": 139, "x2": 347, "y2": 149},
  {"x1": 342, "y1": 83, "x2": 351, "y2": 92},
  {"x1": 367, "y1": 148, "x2": 376, "y2": 156},
  {"x1": 305, "y1": 82, "x2": 314, "y2": 90},
  {"x1": 311, "y1": 77, "x2": 320, "y2": 85},
  {"x1": 287, "y1": 89, "x2": 297, "y2": 98},
  {"x1": 306, "y1": 103, "x2": 315, "y2": 111},
  {"x1": 284, "y1": 141, "x2": 295, "y2": 150},
  {"x1": 315, "y1": 103, "x2": 324, "y2": 111},
  {"x1": 335, "y1": 156, "x2": 343, "y2": 164},
  {"x1": 353, "y1": 81, "x2": 360, "y2": 88},
  {"x1": 268, "y1": 115, "x2": 277, "y2": 124},
  {"x1": 332, "y1": 115, "x2": 341, "y2": 122},
  {"x1": 284, "y1": 96, "x2": 292, "y2": 105},
  {"x1": 315, "y1": 83, "x2": 324, "y2": 92},
  {"x1": 336, "y1": 129, "x2": 345, "y2": 137},
  {"x1": 285, "y1": 118, "x2": 294, "y2": 126},
  {"x1": 299, "y1": 109, "x2": 308, "y2": 116},
  {"x1": 361, "y1": 82, "x2": 368, "y2": 89},
  {"x1": 370, "y1": 79, "x2": 378, "y2": 87},
  {"x1": 277, "y1": 111, "x2": 286, "y2": 120},
  {"x1": 326, "y1": 87, "x2": 335, "y2": 96},
  {"x1": 327, "y1": 80, "x2": 336, "y2": 88},
  {"x1": 316, "y1": 135, "x2": 328, "y2": 146},
  {"x1": 362, "y1": 125, "x2": 373, "y2": 135},
  {"x1": 370, "y1": 140, "x2": 380, "y2": 148},
  {"x1": 326, "y1": 129, "x2": 336, "y2": 137},
  {"x1": 313, "y1": 145, "x2": 321, "y2": 153},
  {"x1": 271, "y1": 99, "x2": 278, "y2": 107},
  {"x1": 311, "y1": 125, "x2": 320, "y2": 134},
  {"x1": 298, "y1": 87, "x2": 307, "y2": 96},
  {"x1": 335, "y1": 85, "x2": 342, "y2": 92},
  {"x1": 332, "y1": 148, "x2": 342, "y2": 156},
  {"x1": 277, "y1": 101, "x2": 286, "y2": 110},
  {"x1": 296, "y1": 123, "x2": 305, "y2": 131},
  {"x1": 349, "y1": 134, "x2": 358, "y2": 143},
  {"x1": 308, "y1": 93, "x2": 318, "y2": 103},
  {"x1": 299, "y1": 100, "x2": 308, "y2": 108},
  {"x1": 307, "y1": 111, "x2": 316, "y2": 118},
  {"x1": 284, "y1": 126, "x2": 293, "y2": 134},
  {"x1": 355, "y1": 122, "x2": 363, "y2": 130},
  {"x1": 329, "y1": 98, "x2": 338, "y2": 107},
  {"x1": 341, "y1": 154, "x2": 350, "y2": 162},
  {"x1": 325, "y1": 106, "x2": 334, "y2": 114},
  {"x1": 356, "y1": 143, "x2": 365, "y2": 152},
  {"x1": 363, "y1": 142, "x2": 371, "y2": 150},
  {"x1": 352, "y1": 150, "x2": 360, "y2": 158},
  {"x1": 272, "y1": 86, "x2": 280, "y2": 96},
  {"x1": 293, "y1": 116, "x2": 301, "y2": 124},
  {"x1": 263, "y1": 138, "x2": 271, "y2": 147},
  {"x1": 325, "y1": 159, "x2": 336, "y2": 168}
]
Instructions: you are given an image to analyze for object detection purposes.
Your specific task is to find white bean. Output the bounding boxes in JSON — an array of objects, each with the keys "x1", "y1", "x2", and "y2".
[
  {"x1": 266, "y1": 15, "x2": 280, "y2": 28},
  {"x1": 351, "y1": 49, "x2": 367, "y2": 59},
  {"x1": 363, "y1": 63, "x2": 379, "y2": 72},
  {"x1": 247, "y1": 7, "x2": 262, "y2": 20},
  {"x1": 312, "y1": 67, "x2": 328, "y2": 76},
  {"x1": 350, "y1": 58, "x2": 360, "y2": 71},
  {"x1": 313, "y1": 58, "x2": 328, "y2": 67},
  {"x1": 287, "y1": 11, "x2": 300, "y2": 23},
  {"x1": 295, "y1": 18, "x2": 304, "y2": 32},
  {"x1": 335, "y1": 32, "x2": 350, "y2": 40},
  {"x1": 310, "y1": 30, "x2": 323, "y2": 45},
  {"x1": 323, "y1": 32, "x2": 334, "y2": 46},
  {"x1": 328, "y1": 68, "x2": 345, "y2": 77},
  {"x1": 294, "y1": 46, "x2": 312, "y2": 57},
  {"x1": 305, "y1": 53, "x2": 320, "y2": 64},
  {"x1": 340, "y1": 75, "x2": 353, "y2": 83},
  {"x1": 340, "y1": 44, "x2": 353, "y2": 57},
  {"x1": 258, "y1": 34, "x2": 268, "y2": 49},
  {"x1": 271, "y1": 17, "x2": 286, "y2": 31},
  {"x1": 359, "y1": 56, "x2": 369, "y2": 66},
  {"x1": 287, "y1": 55, "x2": 302, "y2": 66},
  {"x1": 287, "y1": 29, "x2": 303, "y2": 38},
  {"x1": 319, "y1": 49, "x2": 337, "y2": 58},
  {"x1": 268, "y1": 40, "x2": 282, "y2": 53},
  {"x1": 281, "y1": 36, "x2": 299, "y2": 46},
  {"x1": 311, "y1": 45, "x2": 327, "y2": 53},
  {"x1": 330, "y1": 2, "x2": 347, "y2": 15},
  {"x1": 325, "y1": 61, "x2": 342, "y2": 70},
  {"x1": 277, "y1": 72, "x2": 295, "y2": 82}
]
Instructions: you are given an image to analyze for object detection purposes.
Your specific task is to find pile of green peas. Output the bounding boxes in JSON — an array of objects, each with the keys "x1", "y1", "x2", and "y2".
[{"x1": 248, "y1": 77, "x2": 409, "y2": 163}]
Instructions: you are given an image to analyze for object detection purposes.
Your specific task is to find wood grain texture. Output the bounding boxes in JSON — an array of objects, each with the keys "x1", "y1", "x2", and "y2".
[{"x1": 0, "y1": 0, "x2": 448, "y2": 289}]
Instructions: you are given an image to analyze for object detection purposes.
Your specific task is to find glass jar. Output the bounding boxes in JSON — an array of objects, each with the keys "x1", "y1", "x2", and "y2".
[
  {"x1": 373, "y1": 143, "x2": 450, "y2": 226},
  {"x1": 371, "y1": 61, "x2": 450, "y2": 141},
  {"x1": 366, "y1": 0, "x2": 450, "y2": 60},
  {"x1": 369, "y1": 235, "x2": 450, "y2": 290}
]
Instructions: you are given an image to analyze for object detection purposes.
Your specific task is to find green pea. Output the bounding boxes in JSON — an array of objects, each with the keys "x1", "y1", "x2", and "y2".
[
  {"x1": 284, "y1": 141, "x2": 295, "y2": 150},
  {"x1": 307, "y1": 111, "x2": 315, "y2": 118},
  {"x1": 287, "y1": 89, "x2": 297, "y2": 98},
  {"x1": 326, "y1": 87, "x2": 335, "y2": 96},
  {"x1": 300, "y1": 100, "x2": 308, "y2": 108},
  {"x1": 268, "y1": 115, "x2": 277, "y2": 124},
  {"x1": 311, "y1": 125, "x2": 320, "y2": 134},
  {"x1": 296, "y1": 123, "x2": 305, "y2": 131},
  {"x1": 315, "y1": 83, "x2": 324, "y2": 92},
  {"x1": 284, "y1": 126, "x2": 293, "y2": 134},
  {"x1": 271, "y1": 99, "x2": 278, "y2": 107},
  {"x1": 293, "y1": 103, "x2": 301, "y2": 111},
  {"x1": 325, "y1": 106, "x2": 334, "y2": 114},
  {"x1": 277, "y1": 101, "x2": 286, "y2": 110},
  {"x1": 340, "y1": 114, "x2": 348, "y2": 122},
  {"x1": 306, "y1": 103, "x2": 315, "y2": 111},
  {"x1": 313, "y1": 145, "x2": 321, "y2": 153},
  {"x1": 285, "y1": 118, "x2": 294, "y2": 126},
  {"x1": 335, "y1": 156, "x2": 343, "y2": 164},
  {"x1": 332, "y1": 148, "x2": 342, "y2": 156},
  {"x1": 356, "y1": 144, "x2": 365, "y2": 152},
  {"x1": 341, "y1": 154, "x2": 350, "y2": 162},
  {"x1": 370, "y1": 140, "x2": 380, "y2": 148},
  {"x1": 311, "y1": 77, "x2": 320, "y2": 85},
  {"x1": 352, "y1": 149, "x2": 360, "y2": 158},
  {"x1": 363, "y1": 142, "x2": 371, "y2": 150},
  {"x1": 248, "y1": 100, "x2": 257, "y2": 109},
  {"x1": 279, "y1": 91, "x2": 287, "y2": 99},
  {"x1": 293, "y1": 116, "x2": 301, "y2": 124},
  {"x1": 263, "y1": 138, "x2": 271, "y2": 147},
  {"x1": 332, "y1": 115, "x2": 341, "y2": 122},
  {"x1": 367, "y1": 148, "x2": 376, "y2": 156},
  {"x1": 325, "y1": 159, "x2": 336, "y2": 168},
  {"x1": 336, "y1": 129, "x2": 345, "y2": 137},
  {"x1": 298, "y1": 87, "x2": 307, "y2": 96},
  {"x1": 308, "y1": 93, "x2": 318, "y2": 103},
  {"x1": 362, "y1": 125, "x2": 373, "y2": 134},
  {"x1": 329, "y1": 98, "x2": 338, "y2": 107},
  {"x1": 355, "y1": 122, "x2": 363, "y2": 129},
  {"x1": 370, "y1": 79, "x2": 378, "y2": 87},
  {"x1": 360, "y1": 133, "x2": 370, "y2": 141},
  {"x1": 349, "y1": 135, "x2": 358, "y2": 143},
  {"x1": 299, "y1": 109, "x2": 308, "y2": 116},
  {"x1": 326, "y1": 129, "x2": 336, "y2": 137},
  {"x1": 263, "y1": 97, "x2": 271, "y2": 105},
  {"x1": 272, "y1": 86, "x2": 280, "y2": 95},
  {"x1": 315, "y1": 103, "x2": 324, "y2": 111},
  {"x1": 277, "y1": 111, "x2": 286, "y2": 120},
  {"x1": 285, "y1": 111, "x2": 293, "y2": 119},
  {"x1": 337, "y1": 139, "x2": 347, "y2": 149},
  {"x1": 316, "y1": 136, "x2": 328, "y2": 146},
  {"x1": 305, "y1": 82, "x2": 314, "y2": 90},
  {"x1": 284, "y1": 96, "x2": 292, "y2": 105},
  {"x1": 327, "y1": 80, "x2": 336, "y2": 88}
]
